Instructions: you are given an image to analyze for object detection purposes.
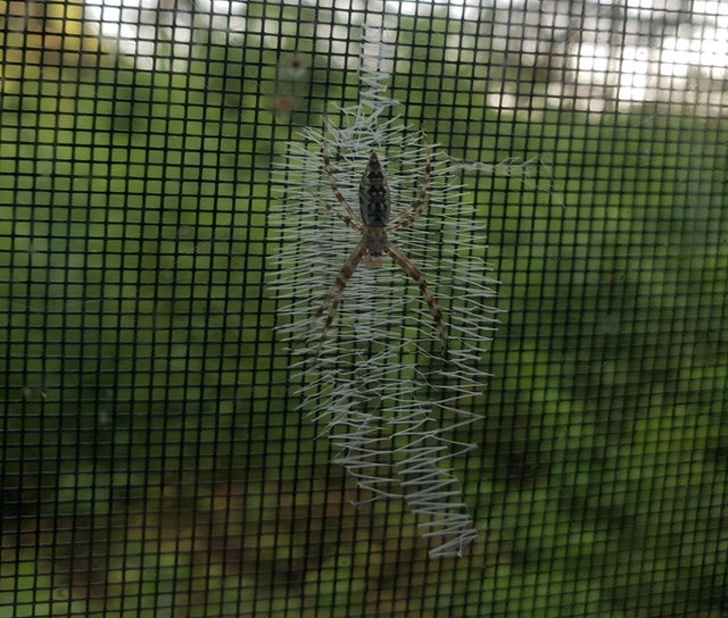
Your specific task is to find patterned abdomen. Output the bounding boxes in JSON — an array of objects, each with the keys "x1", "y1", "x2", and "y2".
[{"x1": 359, "y1": 153, "x2": 391, "y2": 229}]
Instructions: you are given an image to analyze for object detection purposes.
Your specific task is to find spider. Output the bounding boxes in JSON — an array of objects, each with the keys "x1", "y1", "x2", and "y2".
[{"x1": 310, "y1": 120, "x2": 449, "y2": 352}]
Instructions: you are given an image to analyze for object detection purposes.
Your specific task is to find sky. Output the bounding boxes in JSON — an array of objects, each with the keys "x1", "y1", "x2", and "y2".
[{"x1": 84, "y1": 0, "x2": 728, "y2": 107}]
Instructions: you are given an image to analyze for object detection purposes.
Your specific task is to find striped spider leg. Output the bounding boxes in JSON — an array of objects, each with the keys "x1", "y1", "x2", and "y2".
[{"x1": 310, "y1": 121, "x2": 448, "y2": 354}]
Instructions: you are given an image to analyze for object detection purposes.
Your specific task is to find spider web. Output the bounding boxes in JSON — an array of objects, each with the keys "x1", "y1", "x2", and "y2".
[{"x1": 269, "y1": 25, "x2": 501, "y2": 558}]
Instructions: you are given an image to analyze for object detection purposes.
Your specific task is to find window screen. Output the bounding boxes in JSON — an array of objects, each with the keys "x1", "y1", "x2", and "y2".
[{"x1": 2, "y1": 1, "x2": 727, "y2": 616}]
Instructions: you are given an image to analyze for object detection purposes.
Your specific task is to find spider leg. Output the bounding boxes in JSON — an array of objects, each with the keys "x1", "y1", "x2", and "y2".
[
  {"x1": 389, "y1": 130, "x2": 433, "y2": 232},
  {"x1": 322, "y1": 117, "x2": 361, "y2": 225},
  {"x1": 385, "y1": 244, "x2": 449, "y2": 344},
  {"x1": 311, "y1": 239, "x2": 368, "y2": 353},
  {"x1": 316, "y1": 194, "x2": 363, "y2": 231}
]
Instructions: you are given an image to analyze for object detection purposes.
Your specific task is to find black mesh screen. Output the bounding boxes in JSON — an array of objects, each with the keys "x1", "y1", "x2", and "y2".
[{"x1": 2, "y1": 1, "x2": 727, "y2": 616}]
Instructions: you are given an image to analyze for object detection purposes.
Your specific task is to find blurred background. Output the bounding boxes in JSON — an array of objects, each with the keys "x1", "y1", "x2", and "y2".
[{"x1": 1, "y1": 1, "x2": 727, "y2": 616}]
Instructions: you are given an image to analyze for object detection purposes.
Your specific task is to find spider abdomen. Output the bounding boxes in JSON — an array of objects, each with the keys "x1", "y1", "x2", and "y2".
[{"x1": 359, "y1": 153, "x2": 391, "y2": 228}]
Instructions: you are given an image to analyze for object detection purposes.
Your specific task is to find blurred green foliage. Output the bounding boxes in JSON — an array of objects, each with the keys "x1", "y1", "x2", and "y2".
[{"x1": 1, "y1": 4, "x2": 727, "y2": 616}]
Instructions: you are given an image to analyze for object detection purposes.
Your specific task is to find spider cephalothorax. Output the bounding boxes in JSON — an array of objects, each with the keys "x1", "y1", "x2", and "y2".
[{"x1": 310, "y1": 120, "x2": 449, "y2": 352}]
